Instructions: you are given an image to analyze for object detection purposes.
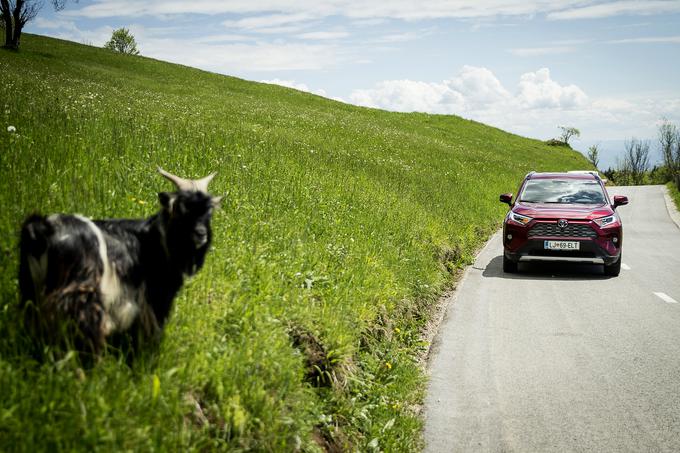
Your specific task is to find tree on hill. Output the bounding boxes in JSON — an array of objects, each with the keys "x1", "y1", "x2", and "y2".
[
  {"x1": 586, "y1": 144, "x2": 600, "y2": 169},
  {"x1": 1, "y1": 0, "x2": 70, "y2": 50},
  {"x1": 104, "y1": 27, "x2": 140, "y2": 55},
  {"x1": 557, "y1": 126, "x2": 580, "y2": 146}
]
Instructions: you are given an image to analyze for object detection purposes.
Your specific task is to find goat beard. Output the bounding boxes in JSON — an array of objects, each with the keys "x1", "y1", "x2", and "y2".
[{"x1": 179, "y1": 243, "x2": 209, "y2": 277}]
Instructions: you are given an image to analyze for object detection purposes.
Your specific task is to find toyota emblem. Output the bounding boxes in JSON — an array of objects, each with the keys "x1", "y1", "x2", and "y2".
[{"x1": 557, "y1": 219, "x2": 569, "y2": 229}]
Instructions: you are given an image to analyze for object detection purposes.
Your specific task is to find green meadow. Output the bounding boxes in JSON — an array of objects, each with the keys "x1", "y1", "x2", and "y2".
[{"x1": 0, "y1": 34, "x2": 591, "y2": 451}]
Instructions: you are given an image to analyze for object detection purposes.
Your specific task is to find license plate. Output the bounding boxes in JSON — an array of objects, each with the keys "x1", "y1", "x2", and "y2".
[{"x1": 544, "y1": 240, "x2": 580, "y2": 251}]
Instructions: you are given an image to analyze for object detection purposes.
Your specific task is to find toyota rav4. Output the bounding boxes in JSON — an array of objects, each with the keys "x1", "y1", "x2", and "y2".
[{"x1": 500, "y1": 171, "x2": 628, "y2": 276}]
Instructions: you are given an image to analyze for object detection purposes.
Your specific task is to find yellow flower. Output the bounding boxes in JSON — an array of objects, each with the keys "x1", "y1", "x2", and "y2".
[
  {"x1": 385, "y1": 362, "x2": 392, "y2": 370},
  {"x1": 152, "y1": 374, "x2": 161, "y2": 401}
]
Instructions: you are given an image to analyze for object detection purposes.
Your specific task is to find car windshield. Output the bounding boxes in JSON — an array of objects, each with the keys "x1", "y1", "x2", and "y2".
[{"x1": 519, "y1": 179, "x2": 606, "y2": 204}]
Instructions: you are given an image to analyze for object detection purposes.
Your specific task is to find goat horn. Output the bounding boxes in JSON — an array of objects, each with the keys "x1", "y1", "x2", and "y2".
[
  {"x1": 158, "y1": 167, "x2": 216, "y2": 193},
  {"x1": 157, "y1": 167, "x2": 194, "y2": 192},
  {"x1": 194, "y1": 173, "x2": 216, "y2": 193}
]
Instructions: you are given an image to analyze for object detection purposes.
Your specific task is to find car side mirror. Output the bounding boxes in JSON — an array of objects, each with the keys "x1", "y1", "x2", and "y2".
[
  {"x1": 499, "y1": 193, "x2": 513, "y2": 206},
  {"x1": 613, "y1": 195, "x2": 628, "y2": 209}
]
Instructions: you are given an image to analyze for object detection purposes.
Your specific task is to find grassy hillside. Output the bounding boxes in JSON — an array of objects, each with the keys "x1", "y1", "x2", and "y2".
[{"x1": 0, "y1": 34, "x2": 591, "y2": 451}]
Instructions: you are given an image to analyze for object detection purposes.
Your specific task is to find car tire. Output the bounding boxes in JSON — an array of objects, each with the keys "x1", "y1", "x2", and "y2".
[
  {"x1": 503, "y1": 254, "x2": 518, "y2": 273},
  {"x1": 604, "y1": 256, "x2": 621, "y2": 277}
]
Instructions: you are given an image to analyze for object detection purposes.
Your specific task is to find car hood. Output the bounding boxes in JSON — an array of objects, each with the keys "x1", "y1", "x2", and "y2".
[{"x1": 512, "y1": 202, "x2": 614, "y2": 220}]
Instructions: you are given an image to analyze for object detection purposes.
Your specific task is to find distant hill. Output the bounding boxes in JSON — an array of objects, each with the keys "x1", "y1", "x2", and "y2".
[{"x1": 0, "y1": 34, "x2": 592, "y2": 451}]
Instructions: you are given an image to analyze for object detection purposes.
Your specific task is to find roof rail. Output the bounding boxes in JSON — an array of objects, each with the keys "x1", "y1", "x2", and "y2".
[
  {"x1": 567, "y1": 170, "x2": 601, "y2": 179},
  {"x1": 525, "y1": 171, "x2": 536, "y2": 179}
]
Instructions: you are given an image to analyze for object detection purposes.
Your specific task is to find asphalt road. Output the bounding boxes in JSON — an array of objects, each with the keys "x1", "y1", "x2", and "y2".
[{"x1": 424, "y1": 185, "x2": 680, "y2": 452}]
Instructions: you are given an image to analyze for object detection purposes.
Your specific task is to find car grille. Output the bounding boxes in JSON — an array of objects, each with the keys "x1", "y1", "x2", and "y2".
[{"x1": 528, "y1": 222, "x2": 598, "y2": 238}]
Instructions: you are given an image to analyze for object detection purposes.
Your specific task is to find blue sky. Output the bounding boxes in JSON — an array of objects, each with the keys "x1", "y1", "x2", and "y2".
[{"x1": 27, "y1": 0, "x2": 680, "y2": 168}]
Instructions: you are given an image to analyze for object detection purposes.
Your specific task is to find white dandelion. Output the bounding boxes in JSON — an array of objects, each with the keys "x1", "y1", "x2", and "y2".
[{"x1": 7, "y1": 125, "x2": 16, "y2": 133}]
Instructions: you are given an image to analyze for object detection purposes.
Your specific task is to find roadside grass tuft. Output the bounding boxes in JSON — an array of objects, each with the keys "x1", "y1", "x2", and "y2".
[
  {"x1": 0, "y1": 34, "x2": 591, "y2": 451},
  {"x1": 668, "y1": 182, "x2": 680, "y2": 212}
]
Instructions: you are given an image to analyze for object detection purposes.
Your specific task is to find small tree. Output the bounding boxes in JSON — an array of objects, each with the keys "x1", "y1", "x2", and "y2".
[
  {"x1": 586, "y1": 144, "x2": 600, "y2": 169},
  {"x1": 622, "y1": 138, "x2": 650, "y2": 185},
  {"x1": 104, "y1": 27, "x2": 140, "y2": 55},
  {"x1": 558, "y1": 126, "x2": 580, "y2": 146}
]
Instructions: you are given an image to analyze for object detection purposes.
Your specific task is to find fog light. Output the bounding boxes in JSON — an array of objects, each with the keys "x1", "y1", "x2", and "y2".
[
  {"x1": 506, "y1": 234, "x2": 513, "y2": 241},
  {"x1": 612, "y1": 237, "x2": 618, "y2": 243}
]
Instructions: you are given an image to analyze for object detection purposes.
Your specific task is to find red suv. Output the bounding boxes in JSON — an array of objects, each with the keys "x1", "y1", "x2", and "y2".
[{"x1": 500, "y1": 171, "x2": 628, "y2": 276}]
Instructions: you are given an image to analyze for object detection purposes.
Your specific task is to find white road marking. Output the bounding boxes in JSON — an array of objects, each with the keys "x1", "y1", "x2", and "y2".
[
  {"x1": 654, "y1": 292, "x2": 678, "y2": 304},
  {"x1": 621, "y1": 263, "x2": 631, "y2": 270}
]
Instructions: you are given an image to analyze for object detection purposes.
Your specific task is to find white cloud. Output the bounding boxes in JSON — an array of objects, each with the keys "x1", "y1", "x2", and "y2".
[
  {"x1": 548, "y1": 0, "x2": 680, "y2": 20},
  {"x1": 445, "y1": 66, "x2": 510, "y2": 106},
  {"x1": 516, "y1": 68, "x2": 587, "y2": 109},
  {"x1": 607, "y1": 35, "x2": 680, "y2": 44},
  {"x1": 297, "y1": 31, "x2": 349, "y2": 40},
  {"x1": 194, "y1": 34, "x2": 254, "y2": 43},
  {"x1": 351, "y1": 80, "x2": 456, "y2": 113},
  {"x1": 222, "y1": 12, "x2": 314, "y2": 30},
  {"x1": 348, "y1": 66, "x2": 606, "y2": 137},
  {"x1": 509, "y1": 46, "x2": 576, "y2": 57},
  {"x1": 374, "y1": 29, "x2": 433, "y2": 43},
  {"x1": 349, "y1": 65, "x2": 518, "y2": 114},
  {"x1": 351, "y1": 18, "x2": 389, "y2": 26},
  {"x1": 34, "y1": 17, "x2": 78, "y2": 30}
]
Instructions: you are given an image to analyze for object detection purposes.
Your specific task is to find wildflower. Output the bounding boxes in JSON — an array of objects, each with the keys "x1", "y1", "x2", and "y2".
[
  {"x1": 7, "y1": 125, "x2": 16, "y2": 133},
  {"x1": 152, "y1": 374, "x2": 161, "y2": 401},
  {"x1": 385, "y1": 362, "x2": 392, "y2": 370}
]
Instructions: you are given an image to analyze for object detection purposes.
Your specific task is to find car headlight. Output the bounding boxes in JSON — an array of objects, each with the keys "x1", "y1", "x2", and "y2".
[
  {"x1": 509, "y1": 212, "x2": 533, "y2": 225},
  {"x1": 593, "y1": 213, "x2": 618, "y2": 228}
]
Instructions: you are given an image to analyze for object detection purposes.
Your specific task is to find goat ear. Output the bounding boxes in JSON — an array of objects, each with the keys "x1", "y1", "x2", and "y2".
[
  {"x1": 158, "y1": 192, "x2": 177, "y2": 212},
  {"x1": 211, "y1": 196, "x2": 223, "y2": 209}
]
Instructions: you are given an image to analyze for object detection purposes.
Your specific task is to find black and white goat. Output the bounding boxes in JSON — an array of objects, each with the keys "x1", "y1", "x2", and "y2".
[{"x1": 19, "y1": 168, "x2": 222, "y2": 356}]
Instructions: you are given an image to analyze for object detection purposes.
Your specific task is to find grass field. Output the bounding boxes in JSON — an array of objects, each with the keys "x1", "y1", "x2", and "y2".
[{"x1": 0, "y1": 34, "x2": 591, "y2": 451}]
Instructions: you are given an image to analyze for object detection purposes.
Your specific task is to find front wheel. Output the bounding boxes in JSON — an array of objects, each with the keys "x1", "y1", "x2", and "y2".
[
  {"x1": 604, "y1": 255, "x2": 621, "y2": 277},
  {"x1": 503, "y1": 254, "x2": 518, "y2": 273}
]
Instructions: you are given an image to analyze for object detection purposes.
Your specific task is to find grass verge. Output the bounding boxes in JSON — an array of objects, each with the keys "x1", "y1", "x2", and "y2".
[{"x1": 667, "y1": 182, "x2": 680, "y2": 212}]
